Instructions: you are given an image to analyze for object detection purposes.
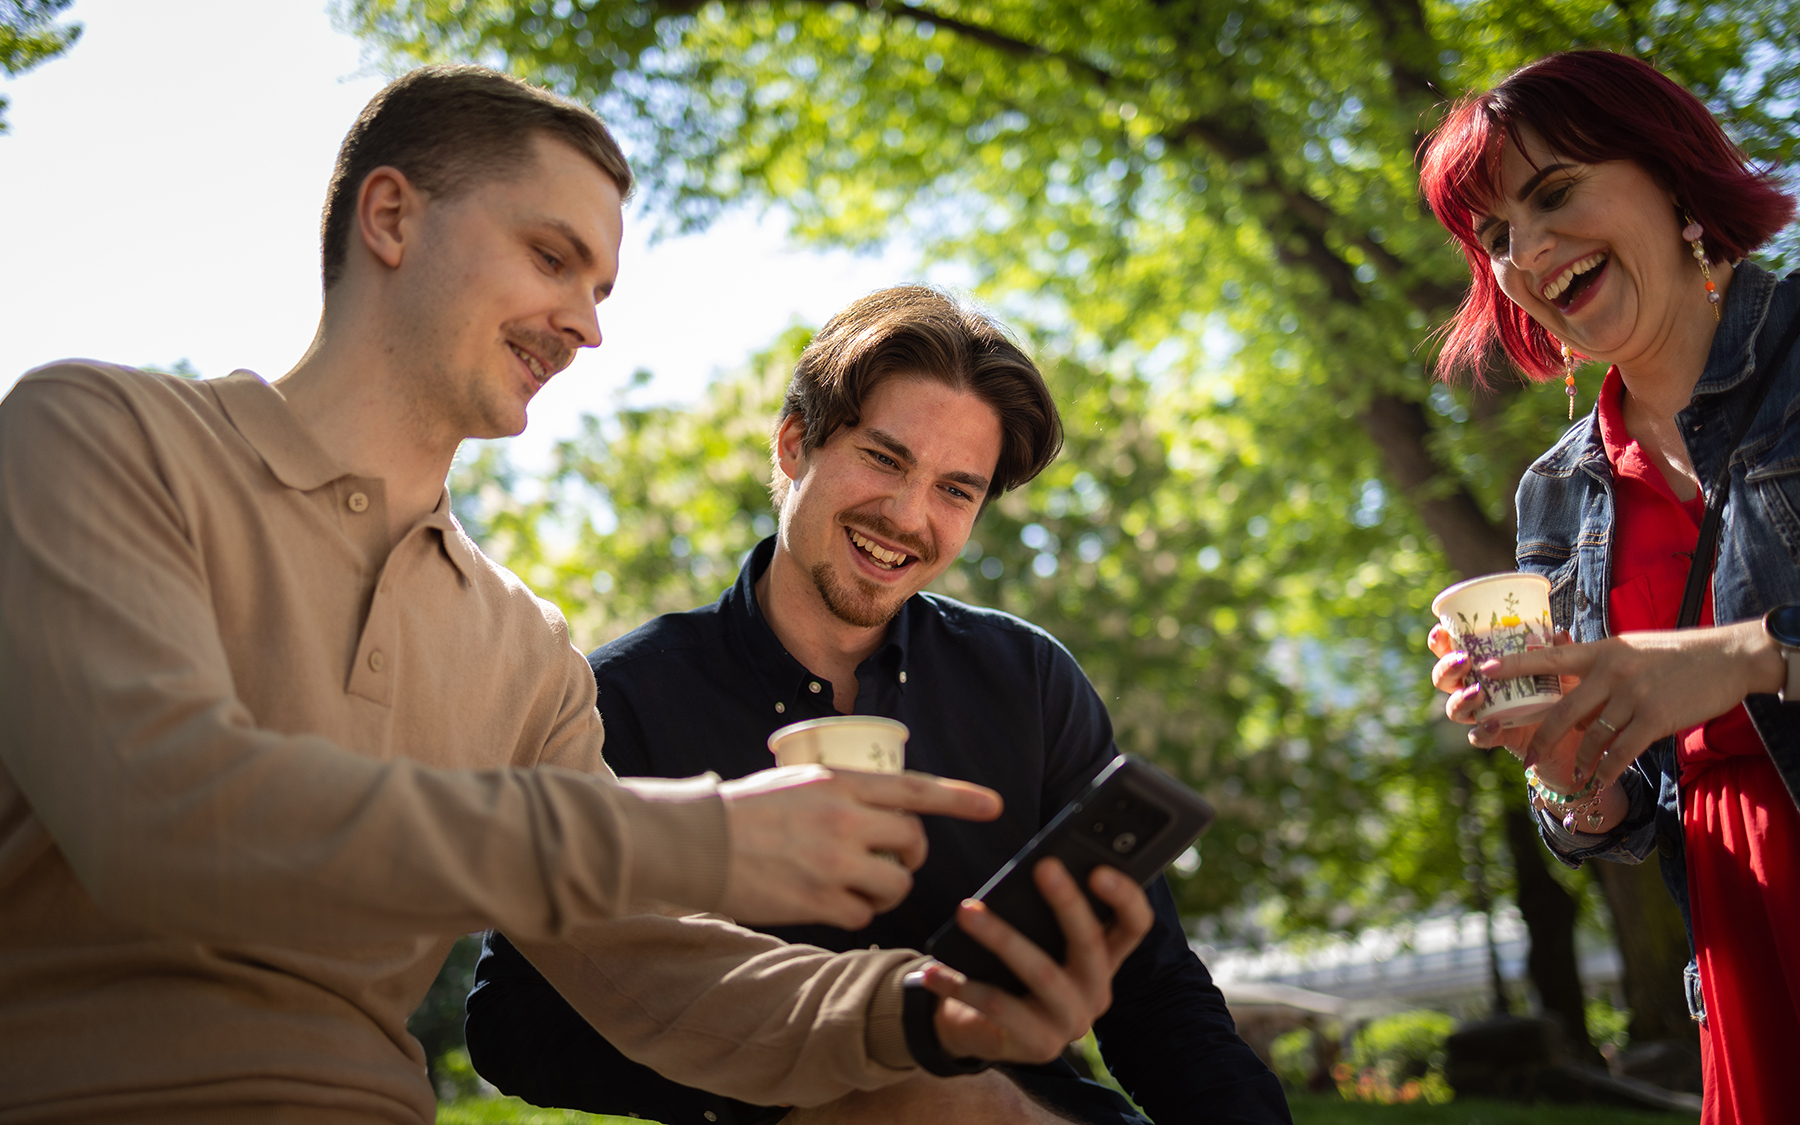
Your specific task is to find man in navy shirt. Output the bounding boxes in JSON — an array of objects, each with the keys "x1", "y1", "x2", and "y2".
[{"x1": 466, "y1": 287, "x2": 1288, "y2": 1123}]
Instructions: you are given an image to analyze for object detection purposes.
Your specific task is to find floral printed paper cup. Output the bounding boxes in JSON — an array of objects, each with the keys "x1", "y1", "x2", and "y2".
[
  {"x1": 768, "y1": 716, "x2": 909, "y2": 773},
  {"x1": 1432, "y1": 572, "x2": 1562, "y2": 728}
]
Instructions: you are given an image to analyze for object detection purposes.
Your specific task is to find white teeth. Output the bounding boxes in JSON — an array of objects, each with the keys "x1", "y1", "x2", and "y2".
[
  {"x1": 1542, "y1": 252, "x2": 1607, "y2": 301},
  {"x1": 511, "y1": 344, "x2": 546, "y2": 381},
  {"x1": 849, "y1": 529, "x2": 908, "y2": 568}
]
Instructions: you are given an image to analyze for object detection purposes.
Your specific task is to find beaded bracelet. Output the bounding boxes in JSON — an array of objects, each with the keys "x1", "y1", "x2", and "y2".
[{"x1": 1524, "y1": 766, "x2": 1606, "y2": 832}]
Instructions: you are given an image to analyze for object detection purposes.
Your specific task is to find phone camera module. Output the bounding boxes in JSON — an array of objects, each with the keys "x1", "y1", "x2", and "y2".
[{"x1": 1112, "y1": 831, "x2": 1138, "y2": 854}]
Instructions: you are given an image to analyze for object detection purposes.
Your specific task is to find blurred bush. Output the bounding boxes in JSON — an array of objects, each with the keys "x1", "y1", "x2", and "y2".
[{"x1": 1333, "y1": 1010, "x2": 1455, "y2": 1105}]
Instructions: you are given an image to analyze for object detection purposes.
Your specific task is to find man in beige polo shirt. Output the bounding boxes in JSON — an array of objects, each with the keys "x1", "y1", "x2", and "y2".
[{"x1": 0, "y1": 66, "x2": 1152, "y2": 1122}]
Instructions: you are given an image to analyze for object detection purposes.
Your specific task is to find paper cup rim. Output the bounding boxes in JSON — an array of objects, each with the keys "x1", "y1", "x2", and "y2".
[
  {"x1": 1431, "y1": 571, "x2": 1551, "y2": 617},
  {"x1": 767, "y1": 715, "x2": 910, "y2": 753}
]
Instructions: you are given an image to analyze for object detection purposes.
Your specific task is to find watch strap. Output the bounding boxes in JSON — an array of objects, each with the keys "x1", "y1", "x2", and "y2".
[
  {"x1": 900, "y1": 970, "x2": 992, "y2": 1077},
  {"x1": 1764, "y1": 604, "x2": 1800, "y2": 704}
]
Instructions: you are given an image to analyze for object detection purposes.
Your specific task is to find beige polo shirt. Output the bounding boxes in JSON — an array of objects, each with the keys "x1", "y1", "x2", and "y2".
[{"x1": 0, "y1": 364, "x2": 920, "y2": 1123}]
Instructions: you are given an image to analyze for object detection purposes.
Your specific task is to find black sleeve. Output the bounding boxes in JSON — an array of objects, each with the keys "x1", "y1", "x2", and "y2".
[
  {"x1": 465, "y1": 931, "x2": 789, "y2": 1125},
  {"x1": 1094, "y1": 877, "x2": 1292, "y2": 1124}
]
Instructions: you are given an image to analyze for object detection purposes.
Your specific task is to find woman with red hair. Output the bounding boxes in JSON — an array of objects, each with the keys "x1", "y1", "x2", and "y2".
[{"x1": 1419, "y1": 50, "x2": 1800, "y2": 1120}]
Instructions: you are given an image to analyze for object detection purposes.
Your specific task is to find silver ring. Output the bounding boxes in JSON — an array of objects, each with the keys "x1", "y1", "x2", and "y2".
[{"x1": 1594, "y1": 717, "x2": 1619, "y2": 735}]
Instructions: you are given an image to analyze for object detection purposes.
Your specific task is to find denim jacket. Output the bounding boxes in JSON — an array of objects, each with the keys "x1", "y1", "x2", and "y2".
[{"x1": 1512, "y1": 261, "x2": 1800, "y2": 1012}]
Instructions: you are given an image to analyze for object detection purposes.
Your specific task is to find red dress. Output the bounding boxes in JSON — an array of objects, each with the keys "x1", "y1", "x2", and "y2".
[{"x1": 1597, "y1": 366, "x2": 1800, "y2": 1123}]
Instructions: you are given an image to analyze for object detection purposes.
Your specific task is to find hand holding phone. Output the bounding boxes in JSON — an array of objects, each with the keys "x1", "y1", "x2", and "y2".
[
  {"x1": 927, "y1": 755, "x2": 1214, "y2": 994},
  {"x1": 919, "y1": 857, "x2": 1155, "y2": 1066}
]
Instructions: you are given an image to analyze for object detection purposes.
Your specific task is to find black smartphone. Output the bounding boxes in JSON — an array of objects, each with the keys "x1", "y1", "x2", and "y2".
[{"x1": 926, "y1": 755, "x2": 1215, "y2": 995}]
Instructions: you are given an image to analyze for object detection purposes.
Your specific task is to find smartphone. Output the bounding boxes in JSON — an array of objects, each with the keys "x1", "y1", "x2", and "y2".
[{"x1": 926, "y1": 755, "x2": 1215, "y2": 995}]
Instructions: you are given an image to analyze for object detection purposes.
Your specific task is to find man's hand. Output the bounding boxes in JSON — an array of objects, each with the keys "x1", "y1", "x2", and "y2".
[
  {"x1": 923, "y1": 858, "x2": 1153, "y2": 1064},
  {"x1": 718, "y1": 766, "x2": 1002, "y2": 929}
]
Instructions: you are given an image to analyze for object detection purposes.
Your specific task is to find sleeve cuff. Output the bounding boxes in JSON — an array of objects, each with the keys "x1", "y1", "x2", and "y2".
[
  {"x1": 1532, "y1": 765, "x2": 1658, "y2": 869},
  {"x1": 866, "y1": 956, "x2": 932, "y2": 1070},
  {"x1": 615, "y1": 774, "x2": 730, "y2": 913},
  {"x1": 898, "y1": 969, "x2": 994, "y2": 1077}
]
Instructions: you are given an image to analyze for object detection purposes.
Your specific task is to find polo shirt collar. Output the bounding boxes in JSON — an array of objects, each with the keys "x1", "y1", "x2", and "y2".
[
  {"x1": 727, "y1": 537, "x2": 913, "y2": 706},
  {"x1": 421, "y1": 492, "x2": 480, "y2": 584},
  {"x1": 211, "y1": 370, "x2": 347, "y2": 492},
  {"x1": 212, "y1": 370, "x2": 477, "y2": 584}
]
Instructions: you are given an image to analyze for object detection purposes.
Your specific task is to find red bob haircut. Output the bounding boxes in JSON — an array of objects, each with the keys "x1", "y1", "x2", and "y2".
[{"x1": 1420, "y1": 50, "x2": 1795, "y2": 383}]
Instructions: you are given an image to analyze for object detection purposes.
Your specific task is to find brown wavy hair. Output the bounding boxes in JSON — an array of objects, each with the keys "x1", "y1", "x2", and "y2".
[{"x1": 773, "y1": 286, "x2": 1063, "y2": 509}]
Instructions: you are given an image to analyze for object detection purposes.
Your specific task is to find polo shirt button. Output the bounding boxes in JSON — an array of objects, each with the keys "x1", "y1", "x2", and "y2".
[
  {"x1": 368, "y1": 650, "x2": 384, "y2": 672},
  {"x1": 347, "y1": 491, "x2": 370, "y2": 513},
  {"x1": 809, "y1": 681, "x2": 822, "y2": 693},
  {"x1": 775, "y1": 702, "x2": 786, "y2": 714},
  {"x1": 704, "y1": 1114, "x2": 717, "y2": 1122},
  {"x1": 899, "y1": 671, "x2": 908, "y2": 684}
]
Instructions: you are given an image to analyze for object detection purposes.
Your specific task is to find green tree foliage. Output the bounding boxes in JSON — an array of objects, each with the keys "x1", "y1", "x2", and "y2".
[
  {"x1": 454, "y1": 332, "x2": 1480, "y2": 936},
  {"x1": 353, "y1": 0, "x2": 1800, "y2": 1050},
  {"x1": 0, "y1": 0, "x2": 81, "y2": 132}
]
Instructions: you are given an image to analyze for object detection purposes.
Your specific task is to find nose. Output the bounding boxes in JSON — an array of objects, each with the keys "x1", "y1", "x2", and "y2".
[
  {"x1": 1507, "y1": 215, "x2": 1554, "y2": 271},
  {"x1": 885, "y1": 476, "x2": 931, "y2": 531},
  {"x1": 554, "y1": 299, "x2": 602, "y2": 351}
]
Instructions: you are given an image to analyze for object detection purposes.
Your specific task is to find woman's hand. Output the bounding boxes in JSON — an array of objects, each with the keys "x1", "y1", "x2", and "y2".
[
  {"x1": 1427, "y1": 623, "x2": 1576, "y2": 760},
  {"x1": 1474, "y1": 619, "x2": 1785, "y2": 789},
  {"x1": 1428, "y1": 622, "x2": 1622, "y2": 832}
]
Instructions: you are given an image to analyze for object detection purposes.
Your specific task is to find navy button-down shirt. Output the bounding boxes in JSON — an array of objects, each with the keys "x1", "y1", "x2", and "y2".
[{"x1": 466, "y1": 538, "x2": 1286, "y2": 1124}]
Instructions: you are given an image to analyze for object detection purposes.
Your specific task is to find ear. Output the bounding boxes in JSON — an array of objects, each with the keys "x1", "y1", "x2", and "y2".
[
  {"x1": 355, "y1": 166, "x2": 419, "y2": 272},
  {"x1": 774, "y1": 413, "x2": 809, "y2": 486}
]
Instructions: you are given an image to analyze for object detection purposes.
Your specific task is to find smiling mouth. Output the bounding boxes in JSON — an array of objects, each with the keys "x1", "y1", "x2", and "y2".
[
  {"x1": 847, "y1": 526, "x2": 915, "y2": 571},
  {"x1": 1543, "y1": 252, "x2": 1607, "y2": 310},
  {"x1": 508, "y1": 342, "x2": 550, "y2": 385}
]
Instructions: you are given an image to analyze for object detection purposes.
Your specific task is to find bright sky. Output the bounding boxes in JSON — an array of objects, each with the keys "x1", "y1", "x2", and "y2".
[{"x1": 0, "y1": 0, "x2": 942, "y2": 471}]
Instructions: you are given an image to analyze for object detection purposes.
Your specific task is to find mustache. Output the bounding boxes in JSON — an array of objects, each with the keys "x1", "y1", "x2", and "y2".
[
  {"x1": 843, "y1": 513, "x2": 934, "y2": 566},
  {"x1": 505, "y1": 325, "x2": 574, "y2": 377}
]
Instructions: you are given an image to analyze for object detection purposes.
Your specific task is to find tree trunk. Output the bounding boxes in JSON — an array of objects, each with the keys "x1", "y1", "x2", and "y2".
[
  {"x1": 1591, "y1": 860, "x2": 1696, "y2": 1044},
  {"x1": 1502, "y1": 805, "x2": 1604, "y2": 1066}
]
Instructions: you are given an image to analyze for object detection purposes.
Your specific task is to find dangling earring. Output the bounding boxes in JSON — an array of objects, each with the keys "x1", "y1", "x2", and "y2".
[
  {"x1": 1682, "y1": 213, "x2": 1723, "y2": 322},
  {"x1": 1560, "y1": 339, "x2": 1577, "y2": 419}
]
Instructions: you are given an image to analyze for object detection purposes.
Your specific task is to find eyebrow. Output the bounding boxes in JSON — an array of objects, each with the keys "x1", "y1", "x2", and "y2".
[
  {"x1": 865, "y1": 427, "x2": 992, "y2": 495},
  {"x1": 1515, "y1": 163, "x2": 1575, "y2": 202},
  {"x1": 1473, "y1": 162, "x2": 1577, "y2": 239}
]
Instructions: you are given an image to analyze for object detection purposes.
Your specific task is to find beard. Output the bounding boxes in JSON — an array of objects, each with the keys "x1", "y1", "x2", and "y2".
[{"x1": 810, "y1": 559, "x2": 906, "y2": 629}]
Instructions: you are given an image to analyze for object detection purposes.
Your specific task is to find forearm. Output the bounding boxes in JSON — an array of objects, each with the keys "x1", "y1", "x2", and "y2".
[
  {"x1": 513, "y1": 913, "x2": 926, "y2": 1107},
  {"x1": 0, "y1": 676, "x2": 728, "y2": 943},
  {"x1": 468, "y1": 931, "x2": 783, "y2": 1124}
]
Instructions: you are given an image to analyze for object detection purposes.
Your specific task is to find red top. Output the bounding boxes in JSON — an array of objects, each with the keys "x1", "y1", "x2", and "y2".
[{"x1": 1597, "y1": 366, "x2": 1800, "y2": 1124}]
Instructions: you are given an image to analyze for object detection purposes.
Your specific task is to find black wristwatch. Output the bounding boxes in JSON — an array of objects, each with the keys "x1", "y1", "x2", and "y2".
[
  {"x1": 1764, "y1": 604, "x2": 1800, "y2": 704},
  {"x1": 900, "y1": 970, "x2": 993, "y2": 1077}
]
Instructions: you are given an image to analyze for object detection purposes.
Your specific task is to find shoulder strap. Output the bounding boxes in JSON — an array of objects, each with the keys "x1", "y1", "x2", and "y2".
[{"x1": 1676, "y1": 309, "x2": 1800, "y2": 628}]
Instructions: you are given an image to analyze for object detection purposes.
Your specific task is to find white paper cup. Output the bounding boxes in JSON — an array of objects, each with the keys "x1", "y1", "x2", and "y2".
[
  {"x1": 768, "y1": 716, "x2": 909, "y2": 773},
  {"x1": 1432, "y1": 572, "x2": 1563, "y2": 728}
]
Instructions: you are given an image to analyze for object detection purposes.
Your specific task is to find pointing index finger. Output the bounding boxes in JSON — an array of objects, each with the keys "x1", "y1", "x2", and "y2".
[
  {"x1": 833, "y1": 771, "x2": 1004, "y2": 822},
  {"x1": 1479, "y1": 643, "x2": 1584, "y2": 683}
]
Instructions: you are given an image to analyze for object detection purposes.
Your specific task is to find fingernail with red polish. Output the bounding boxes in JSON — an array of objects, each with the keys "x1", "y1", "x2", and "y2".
[{"x1": 1477, "y1": 659, "x2": 1501, "y2": 675}]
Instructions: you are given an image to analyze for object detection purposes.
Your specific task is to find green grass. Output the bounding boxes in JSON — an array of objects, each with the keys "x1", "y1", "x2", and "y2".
[
  {"x1": 438, "y1": 1094, "x2": 1690, "y2": 1124},
  {"x1": 1286, "y1": 1093, "x2": 1691, "y2": 1124},
  {"x1": 435, "y1": 1096, "x2": 632, "y2": 1124}
]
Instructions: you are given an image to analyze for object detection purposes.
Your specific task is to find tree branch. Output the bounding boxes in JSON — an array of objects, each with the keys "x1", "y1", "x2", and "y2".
[{"x1": 1360, "y1": 393, "x2": 1518, "y2": 577}]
